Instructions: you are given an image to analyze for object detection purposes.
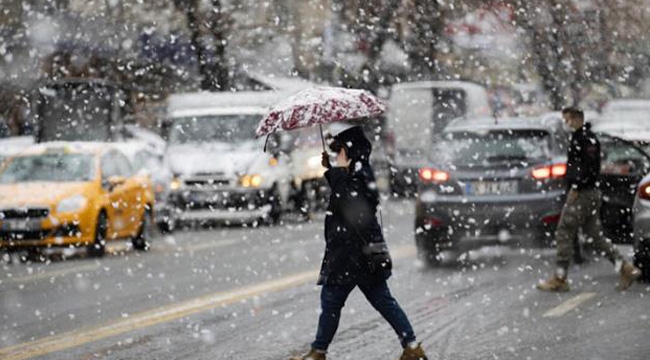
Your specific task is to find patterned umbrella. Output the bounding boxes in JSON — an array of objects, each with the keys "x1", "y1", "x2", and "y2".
[{"x1": 256, "y1": 86, "x2": 386, "y2": 150}]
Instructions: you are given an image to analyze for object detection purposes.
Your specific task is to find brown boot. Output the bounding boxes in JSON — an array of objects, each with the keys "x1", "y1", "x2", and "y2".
[
  {"x1": 617, "y1": 261, "x2": 641, "y2": 291},
  {"x1": 536, "y1": 275, "x2": 570, "y2": 292},
  {"x1": 399, "y1": 343, "x2": 428, "y2": 360},
  {"x1": 289, "y1": 348, "x2": 326, "y2": 360}
]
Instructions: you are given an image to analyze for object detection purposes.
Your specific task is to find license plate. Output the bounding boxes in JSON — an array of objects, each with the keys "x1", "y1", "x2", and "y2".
[
  {"x1": 1, "y1": 219, "x2": 41, "y2": 231},
  {"x1": 470, "y1": 181, "x2": 518, "y2": 195},
  {"x1": 190, "y1": 192, "x2": 221, "y2": 203}
]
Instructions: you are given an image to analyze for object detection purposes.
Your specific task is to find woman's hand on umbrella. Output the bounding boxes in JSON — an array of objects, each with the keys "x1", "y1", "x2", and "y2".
[{"x1": 321, "y1": 151, "x2": 331, "y2": 169}]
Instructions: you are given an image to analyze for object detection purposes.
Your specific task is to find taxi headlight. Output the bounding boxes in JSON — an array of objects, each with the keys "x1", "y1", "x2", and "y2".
[
  {"x1": 56, "y1": 194, "x2": 88, "y2": 213},
  {"x1": 240, "y1": 174, "x2": 263, "y2": 188},
  {"x1": 170, "y1": 177, "x2": 182, "y2": 191}
]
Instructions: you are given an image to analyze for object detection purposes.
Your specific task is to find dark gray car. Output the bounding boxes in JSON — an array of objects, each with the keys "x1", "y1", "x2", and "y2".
[{"x1": 414, "y1": 117, "x2": 570, "y2": 265}]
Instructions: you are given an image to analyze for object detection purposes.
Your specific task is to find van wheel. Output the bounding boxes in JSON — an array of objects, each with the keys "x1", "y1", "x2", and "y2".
[
  {"x1": 88, "y1": 212, "x2": 107, "y2": 258},
  {"x1": 157, "y1": 217, "x2": 175, "y2": 233},
  {"x1": 132, "y1": 210, "x2": 151, "y2": 251},
  {"x1": 267, "y1": 185, "x2": 282, "y2": 225},
  {"x1": 300, "y1": 181, "x2": 316, "y2": 220}
]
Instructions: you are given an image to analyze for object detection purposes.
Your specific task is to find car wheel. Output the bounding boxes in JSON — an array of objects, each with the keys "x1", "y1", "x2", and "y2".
[
  {"x1": 415, "y1": 231, "x2": 442, "y2": 267},
  {"x1": 157, "y1": 217, "x2": 175, "y2": 234},
  {"x1": 87, "y1": 212, "x2": 107, "y2": 258},
  {"x1": 634, "y1": 238, "x2": 650, "y2": 283},
  {"x1": 133, "y1": 210, "x2": 152, "y2": 251}
]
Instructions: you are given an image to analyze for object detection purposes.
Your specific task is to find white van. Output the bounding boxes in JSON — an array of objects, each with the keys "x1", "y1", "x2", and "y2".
[
  {"x1": 161, "y1": 91, "x2": 300, "y2": 227},
  {"x1": 385, "y1": 81, "x2": 492, "y2": 195}
]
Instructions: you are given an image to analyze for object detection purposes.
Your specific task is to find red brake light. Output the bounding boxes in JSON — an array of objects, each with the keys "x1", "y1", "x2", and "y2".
[
  {"x1": 419, "y1": 167, "x2": 449, "y2": 183},
  {"x1": 551, "y1": 163, "x2": 567, "y2": 177},
  {"x1": 639, "y1": 183, "x2": 650, "y2": 200},
  {"x1": 532, "y1": 163, "x2": 567, "y2": 180},
  {"x1": 532, "y1": 166, "x2": 551, "y2": 179}
]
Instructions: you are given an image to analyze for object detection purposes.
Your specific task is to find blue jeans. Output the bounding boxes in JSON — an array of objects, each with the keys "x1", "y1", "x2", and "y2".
[{"x1": 311, "y1": 280, "x2": 416, "y2": 351}]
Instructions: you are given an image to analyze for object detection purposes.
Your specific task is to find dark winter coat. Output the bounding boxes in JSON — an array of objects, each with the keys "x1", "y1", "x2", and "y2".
[
  {"x1": 565, "y1": 123, "x2": 601, "y2": 190},
  {"x1": 317, "y1": 126, "x2": 391, "y2": 286}
]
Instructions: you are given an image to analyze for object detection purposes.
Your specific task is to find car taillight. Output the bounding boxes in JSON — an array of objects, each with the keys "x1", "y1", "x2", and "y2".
[
  {"x1": 639, "y1": 182, "x2": 650, "y2": 200},
  {"x1": 532, "y1": 163, "x2": 567, "y2": 180},
  {"x1": 419, "y1": 167, "x2": 449, "y2": 183}
]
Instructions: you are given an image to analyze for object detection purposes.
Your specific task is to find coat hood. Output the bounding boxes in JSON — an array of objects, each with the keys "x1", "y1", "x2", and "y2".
[{"x1": 332, "y1": 126, "x2": 372, "y2": 163}]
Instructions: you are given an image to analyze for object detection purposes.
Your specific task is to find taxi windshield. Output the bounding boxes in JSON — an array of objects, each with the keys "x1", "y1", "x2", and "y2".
[{"x1": 0, "y1": 153, "x2": 96, "y2": 183}]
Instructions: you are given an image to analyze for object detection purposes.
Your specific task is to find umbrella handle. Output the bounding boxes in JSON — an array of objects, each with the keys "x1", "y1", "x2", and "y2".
[{"x1": 319, "y1": 124, "x2": 326, "y2": 151}]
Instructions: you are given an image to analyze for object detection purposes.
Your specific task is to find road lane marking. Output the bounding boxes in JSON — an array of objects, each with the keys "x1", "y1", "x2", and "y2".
[
  {"x1": 4, "y1": 263, "x2": 101, "y2": 284},
  {"x1": 0, "y1": 244, "x2": 416, "y2": 360},
  {"x1": 543, "y1": 292, "x2": 596, "y2": 318}
]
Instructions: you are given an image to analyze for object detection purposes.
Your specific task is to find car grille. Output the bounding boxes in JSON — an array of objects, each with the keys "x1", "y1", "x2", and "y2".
[
  {"x1": 0, "y1": 208, "x2": 49, "y2": 219},
  {"x1": 172, "y1": 190, "x2": 267, "y2": 210},
  {"x1": 184, "y1": 179, "x2": 231, "y2": 187},
  {"x1": 0, "y1": 224, "x2": 81, "y2": 242},
  {"x1": 0, "y1": 230, "x2": 51, "y2": 241}
]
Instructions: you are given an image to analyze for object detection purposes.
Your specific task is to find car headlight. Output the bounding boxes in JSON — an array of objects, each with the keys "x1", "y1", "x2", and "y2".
[
  {"x1": 240, "y1": 174, "x2": 263, "y2": 188},
  {"x1": 56, "y1": 194, "x2": 88, "y2": 213},
  {"x1": 170, "y1": 177, "x2": 182, "y2": 191}
]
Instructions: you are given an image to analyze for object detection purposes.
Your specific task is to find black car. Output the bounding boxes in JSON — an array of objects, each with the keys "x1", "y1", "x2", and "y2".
[
  {"x1": 414, "y1": 117, "x2": 650, "y2": 266},
  {"x1": 598, "y1": 134, "x2": 650, "y2": 243}
]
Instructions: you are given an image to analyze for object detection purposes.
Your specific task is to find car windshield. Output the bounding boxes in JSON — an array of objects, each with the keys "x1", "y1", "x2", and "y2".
[
  {"x1": 168, "y1": 115, "x2": 260, "y2": 144},
  {"x1": 0, "y1": 153, "x2": 95, "y2": 183},
  {"x1": 433, "y1": 129, "x2": 552, "y2": 168}
]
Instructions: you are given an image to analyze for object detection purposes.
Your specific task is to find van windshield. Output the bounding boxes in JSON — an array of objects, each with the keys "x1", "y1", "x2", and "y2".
[
  {"x1": 433, "y1": 130, "x2": 551, "y2": 168},
  {"x1": 168, "y1": 115, "x2": 259, "y2": 144},
  {"x1": 389, "y1": 87, "x2": 467, "y2": 153}
]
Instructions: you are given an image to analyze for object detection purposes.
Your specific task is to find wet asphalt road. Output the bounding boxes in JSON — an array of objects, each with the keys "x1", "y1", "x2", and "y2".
[{"x1": 1, "y1": 199, "x2": 649, "y2": 360}]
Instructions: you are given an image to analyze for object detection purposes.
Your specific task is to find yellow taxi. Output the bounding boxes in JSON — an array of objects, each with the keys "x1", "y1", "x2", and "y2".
[{"x1": 0, "y1": 142, "x2": 154, "y2": 257}]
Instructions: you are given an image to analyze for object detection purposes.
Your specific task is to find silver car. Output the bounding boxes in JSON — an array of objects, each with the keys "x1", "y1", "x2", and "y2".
[{"x1": 633, "y1": 173, "x2": 650, "y2": 282}]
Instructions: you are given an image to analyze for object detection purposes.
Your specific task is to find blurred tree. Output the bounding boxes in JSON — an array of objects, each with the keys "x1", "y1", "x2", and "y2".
[
  {"x1": 507, "y1": 0, "x2": 650, "y2": 109},
  {"x1": 402, "y1": 0, "x2": 443, "y2": 79},
  {"x1": 173, "y1": 0, "x2": 230, "y2": 91}
]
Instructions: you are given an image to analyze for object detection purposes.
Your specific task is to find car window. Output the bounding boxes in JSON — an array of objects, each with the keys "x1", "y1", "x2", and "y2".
[
  {"x1": 601, "y1": 140, "x2": 650, "y2": 177},
  {"x1": 433, "y1": 129, "x2": 552, "y2": 168},
  {"x1": 131, "y1": 151, "x2": 145, "y2": 170},
  {"x1": 101, "y1": 153, "x2": 120, "y2": 179},
  {"x1": 136, "y1": 150, "x2": 161, "y2": 172},
  {"x1": 113, "y1": 152, "x2": 133, "y2": 177}
]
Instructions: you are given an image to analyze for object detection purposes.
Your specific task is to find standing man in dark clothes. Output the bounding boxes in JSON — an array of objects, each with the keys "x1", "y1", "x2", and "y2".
[
  {"x1": 537, "y1": 108, "x2": 641, "y2": 292},
  {"x1": 289, "y1": 126, "x2": 427, "y2": 360}
]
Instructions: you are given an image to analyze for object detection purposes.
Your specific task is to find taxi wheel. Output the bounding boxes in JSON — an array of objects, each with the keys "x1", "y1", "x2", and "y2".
[
  {"x1": 132, "y1": 210, "x2": 151, "y2": 251},
  {"x1": 88, "y1": 212, "x2": 107, "y2": 258}
]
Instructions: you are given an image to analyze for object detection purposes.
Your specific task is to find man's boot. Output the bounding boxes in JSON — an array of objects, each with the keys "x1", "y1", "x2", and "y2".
[
  {"x1": 617, "y1": 261, "x2": 641, "y2": 291},
  {"x1": 289, "y1": 348, "x2": 326, "y2": 360},
  {"x1": 536, "y1": 274, "x2": 570, "y2": 292},
  {"x1": 399, "y1": 343, "x2": 428, "y2": 360}
]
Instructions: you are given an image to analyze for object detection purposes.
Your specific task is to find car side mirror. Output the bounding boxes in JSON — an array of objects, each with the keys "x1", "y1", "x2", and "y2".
[{"x1": 105, "y1": 175, "x2": 126, "y2": 191}]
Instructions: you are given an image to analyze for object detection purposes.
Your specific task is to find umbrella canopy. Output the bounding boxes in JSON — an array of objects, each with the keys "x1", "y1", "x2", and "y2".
[{"x1": 255, "y1": 86, "x2": 386, "y2": 138}]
